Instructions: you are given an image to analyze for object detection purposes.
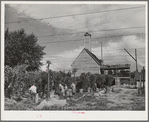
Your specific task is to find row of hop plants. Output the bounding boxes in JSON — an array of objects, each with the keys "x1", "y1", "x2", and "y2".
[
  {"x1": 76, "y1": 72, "x2": 115, "y2": 92},
  {"x1": 5, "y1": 64, "x2": 115, "y2": 98},
  {"x1": 4, "y1": 64, "x2": 73, "y2": 97},
  {"x1": 4, "y1": 64, "x2": 42, "y2": 97}
]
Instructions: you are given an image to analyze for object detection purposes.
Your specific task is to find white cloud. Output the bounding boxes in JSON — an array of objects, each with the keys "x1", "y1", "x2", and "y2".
[
  {"x1": 56, "y1": 46, "x2": 84, "y2": 59},
  {"x1": 92, "y1": 35, "x2": 145, "y2": 70},
  {"x1": 9, "y1": 4, "x2": 145, "y2": 34},
  {"x1": 40, "y1": 34, "x2": 145, "y2": 71},
  {"x1": 40, "y1": 46, "x2": 85, "y2": 71},
  {"x1": 8, "y1": 4, "x2": 146, "y2": 71}
]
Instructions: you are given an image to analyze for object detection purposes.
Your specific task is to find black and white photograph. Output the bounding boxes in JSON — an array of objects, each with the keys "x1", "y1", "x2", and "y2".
[{"x1": 1, "y1": 1, "x2": 148, "y2": 121}]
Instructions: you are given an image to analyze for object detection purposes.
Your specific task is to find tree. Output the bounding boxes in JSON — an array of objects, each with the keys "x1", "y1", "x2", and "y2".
[
  {"x1": 80, "y1": 73, "x2": 86, "y2": 91},
  {"x1": 90, "y1": 74, "x2": 96, "y2": 91},
  {"x1": 5, "y1": 28, "x2": 45, "y2": 71}
]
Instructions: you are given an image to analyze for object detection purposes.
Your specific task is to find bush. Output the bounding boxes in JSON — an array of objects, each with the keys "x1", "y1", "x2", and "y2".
[
  {"x1": 120, "y1": 78, "x2": 130, "y2": 85},
  {"x1": 77, "y1": 73, "x2": 115, "y2": 92},
  {"x1": 105, "y1": 75, "x2": 115, "y2": 86},
  {"x1": 5, "y1": 65, "x2": 13, "y2": 90},
  {"x1": 95, "y1": 74, "x2": 105, "y2": 88},
  {"x1": 5, "y1": 64, "x2": 44, "y2": 97}
]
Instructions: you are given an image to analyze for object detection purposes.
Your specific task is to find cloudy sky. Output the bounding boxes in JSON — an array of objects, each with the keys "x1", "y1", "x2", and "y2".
[{"x1": 5, "y1": 2, "x2": 146, "y2": 72}]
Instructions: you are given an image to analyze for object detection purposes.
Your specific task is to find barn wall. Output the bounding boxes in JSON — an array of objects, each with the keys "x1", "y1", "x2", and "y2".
[{"x1": 71, "y1": 49, "x2": 101, "y2": 77}]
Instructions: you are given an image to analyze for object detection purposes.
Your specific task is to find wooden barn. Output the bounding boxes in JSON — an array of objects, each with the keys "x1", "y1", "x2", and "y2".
[{"x1": 71, "y1": 48, "x2": 103, "y2": 77}]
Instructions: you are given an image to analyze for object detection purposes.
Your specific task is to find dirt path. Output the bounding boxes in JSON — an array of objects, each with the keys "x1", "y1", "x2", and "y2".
[
  {"x1": 5, "y1": 87, "x2": 145, "y2": 111},
  {"x1": 106, "y1": 88, "x2": 145, "y2": 110}
]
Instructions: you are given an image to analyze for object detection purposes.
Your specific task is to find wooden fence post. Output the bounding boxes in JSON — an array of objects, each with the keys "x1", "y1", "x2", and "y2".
[{"x1": 142, "y1": 67, "x2": 145, "y2": 94}]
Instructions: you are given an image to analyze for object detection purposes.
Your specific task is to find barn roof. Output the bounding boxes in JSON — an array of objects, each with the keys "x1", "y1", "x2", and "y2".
[{"x1": 71, "y1": 48, "x2": 102, "y2": 66}]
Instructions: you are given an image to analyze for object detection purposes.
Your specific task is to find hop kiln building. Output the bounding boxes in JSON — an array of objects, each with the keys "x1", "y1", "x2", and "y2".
[
  {"x1": 71, "y1": 33, "x2": 103, "y2": 77},
  {"x1": 71, "y1": 32, "x2": 131, "y2": 78}
]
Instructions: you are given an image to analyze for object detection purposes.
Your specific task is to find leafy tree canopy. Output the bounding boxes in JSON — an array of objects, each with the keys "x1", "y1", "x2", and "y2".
[{"x1": 5, "y1": 28, "x2": 45, "y2": 71}]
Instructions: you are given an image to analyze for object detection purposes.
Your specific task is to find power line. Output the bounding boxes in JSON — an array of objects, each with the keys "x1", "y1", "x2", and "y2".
[
  {"x1": 40, "y1": 58, "x2": 145, "y2": 65},
  {"x1": 51, "y1": 63, "x2": 70, "y2": 71},
  {"x1": 42, "y1": 55, "x2": 145, "y2": 60},
  {"x1": 41, "y1": 56, "x2": 145, "y2": 69},
  {"x1": 5, "y1": 6, "x2": 145, "y2": 24},
  {"x1": 51, "y1": 63, "x2": 62, "y2": 70},
  {"x1": 40, "y1": 62, "x2": 69, "y2": 71},
  {"x1": 42, "y1": 48, "x2": 145, "y2": 56},
  {"x1": 38, "y1": 33, "x2": 145, "y2": 44},
  {"x1": 37, "y1": 26, "x2": 145, "y2": 38},
  {"x1": 101, "y1": 48, "x2": 145, "y2": 52},
  {"x1": 42, "y1": 55, "x2": 145, "y2": 61}
]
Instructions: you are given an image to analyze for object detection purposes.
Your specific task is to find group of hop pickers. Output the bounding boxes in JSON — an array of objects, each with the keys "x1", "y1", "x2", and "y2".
[
  {"x1": 35, "y1": 72, "x2": 115, "y2": 100},
  {"x1": 28, "y1": 82, "x2": 76, "y2": 103}
]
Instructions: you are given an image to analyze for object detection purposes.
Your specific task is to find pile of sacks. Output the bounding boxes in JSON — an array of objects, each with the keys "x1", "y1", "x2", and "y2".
[
  {"x1": 94, "y1": 86, "x2": 120, "y2": 97},
  {"x1": 94, "y1": 88, "x2": 107, "y2": 97},
  {"x1": 34, "y1": 94, "x2": 67, "y2": 110},
  {"x1": 5, "y1": 98, "x2": 17, "y2": 105},
  {"x1": 121, "y1": 84, "x2": 136, "y2": 89}
]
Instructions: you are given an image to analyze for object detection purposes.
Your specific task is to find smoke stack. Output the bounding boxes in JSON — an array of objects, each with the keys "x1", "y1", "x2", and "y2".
[{"x1": 84, "y1": 32, "x2": 91, "y2": 52}]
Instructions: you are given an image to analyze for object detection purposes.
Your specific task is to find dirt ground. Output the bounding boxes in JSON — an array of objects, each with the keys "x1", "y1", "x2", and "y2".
[{"x1": 5, "y1": 87, "x2": 145, "y2": 111}]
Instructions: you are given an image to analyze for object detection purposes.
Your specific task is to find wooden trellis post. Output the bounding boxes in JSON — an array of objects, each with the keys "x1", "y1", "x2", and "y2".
[
  {"x1": 72, "y1": 68, "x2": 77, "y2": 95},
  {"x1": 47, "y1": 60, "x2": 51, "y2": 100}
]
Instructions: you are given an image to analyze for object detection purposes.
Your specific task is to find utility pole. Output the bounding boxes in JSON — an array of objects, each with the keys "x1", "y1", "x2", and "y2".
[
  {"x1": 101, "y1": 42, "x2": 104, "y2": 74},
  {"x1": 74, "y1": 73, "x2": 76, "y2": 94},
  {"x1": 116, "y1": 67, "x2": 117, "y2": 86},
  {"x1": 135, "y1": 49, "x2": 138, "y2": 72},
  {"x1": 47, "y1": 60, "x2": 51, "y2": 101},
  {"x1": 101, "y1": 42, "x2": 103, "y2": 64},
  {"x1": 124, "y1": 48, "x2": 141, "y2": 93},
  {"x1": 139, "y1": 72, "x2": 142, "y2": 94}
]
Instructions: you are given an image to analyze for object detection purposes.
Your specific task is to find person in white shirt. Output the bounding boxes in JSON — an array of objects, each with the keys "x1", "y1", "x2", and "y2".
[
  {"x1": 29, "y1": 83, "x2": 37, "y2": 103},
  {"x1": 71, "y1": 82, "x2": 76, "y2": 95},
  {"x1": 59, "y1": 83, "x2": 65, "y2": 98},
  {"x1": 64, "y1": 84, "x2": 68, "y2": 98},
  {"x1": 64, "y1": 84, "x2": 68, "y2": 90}
]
